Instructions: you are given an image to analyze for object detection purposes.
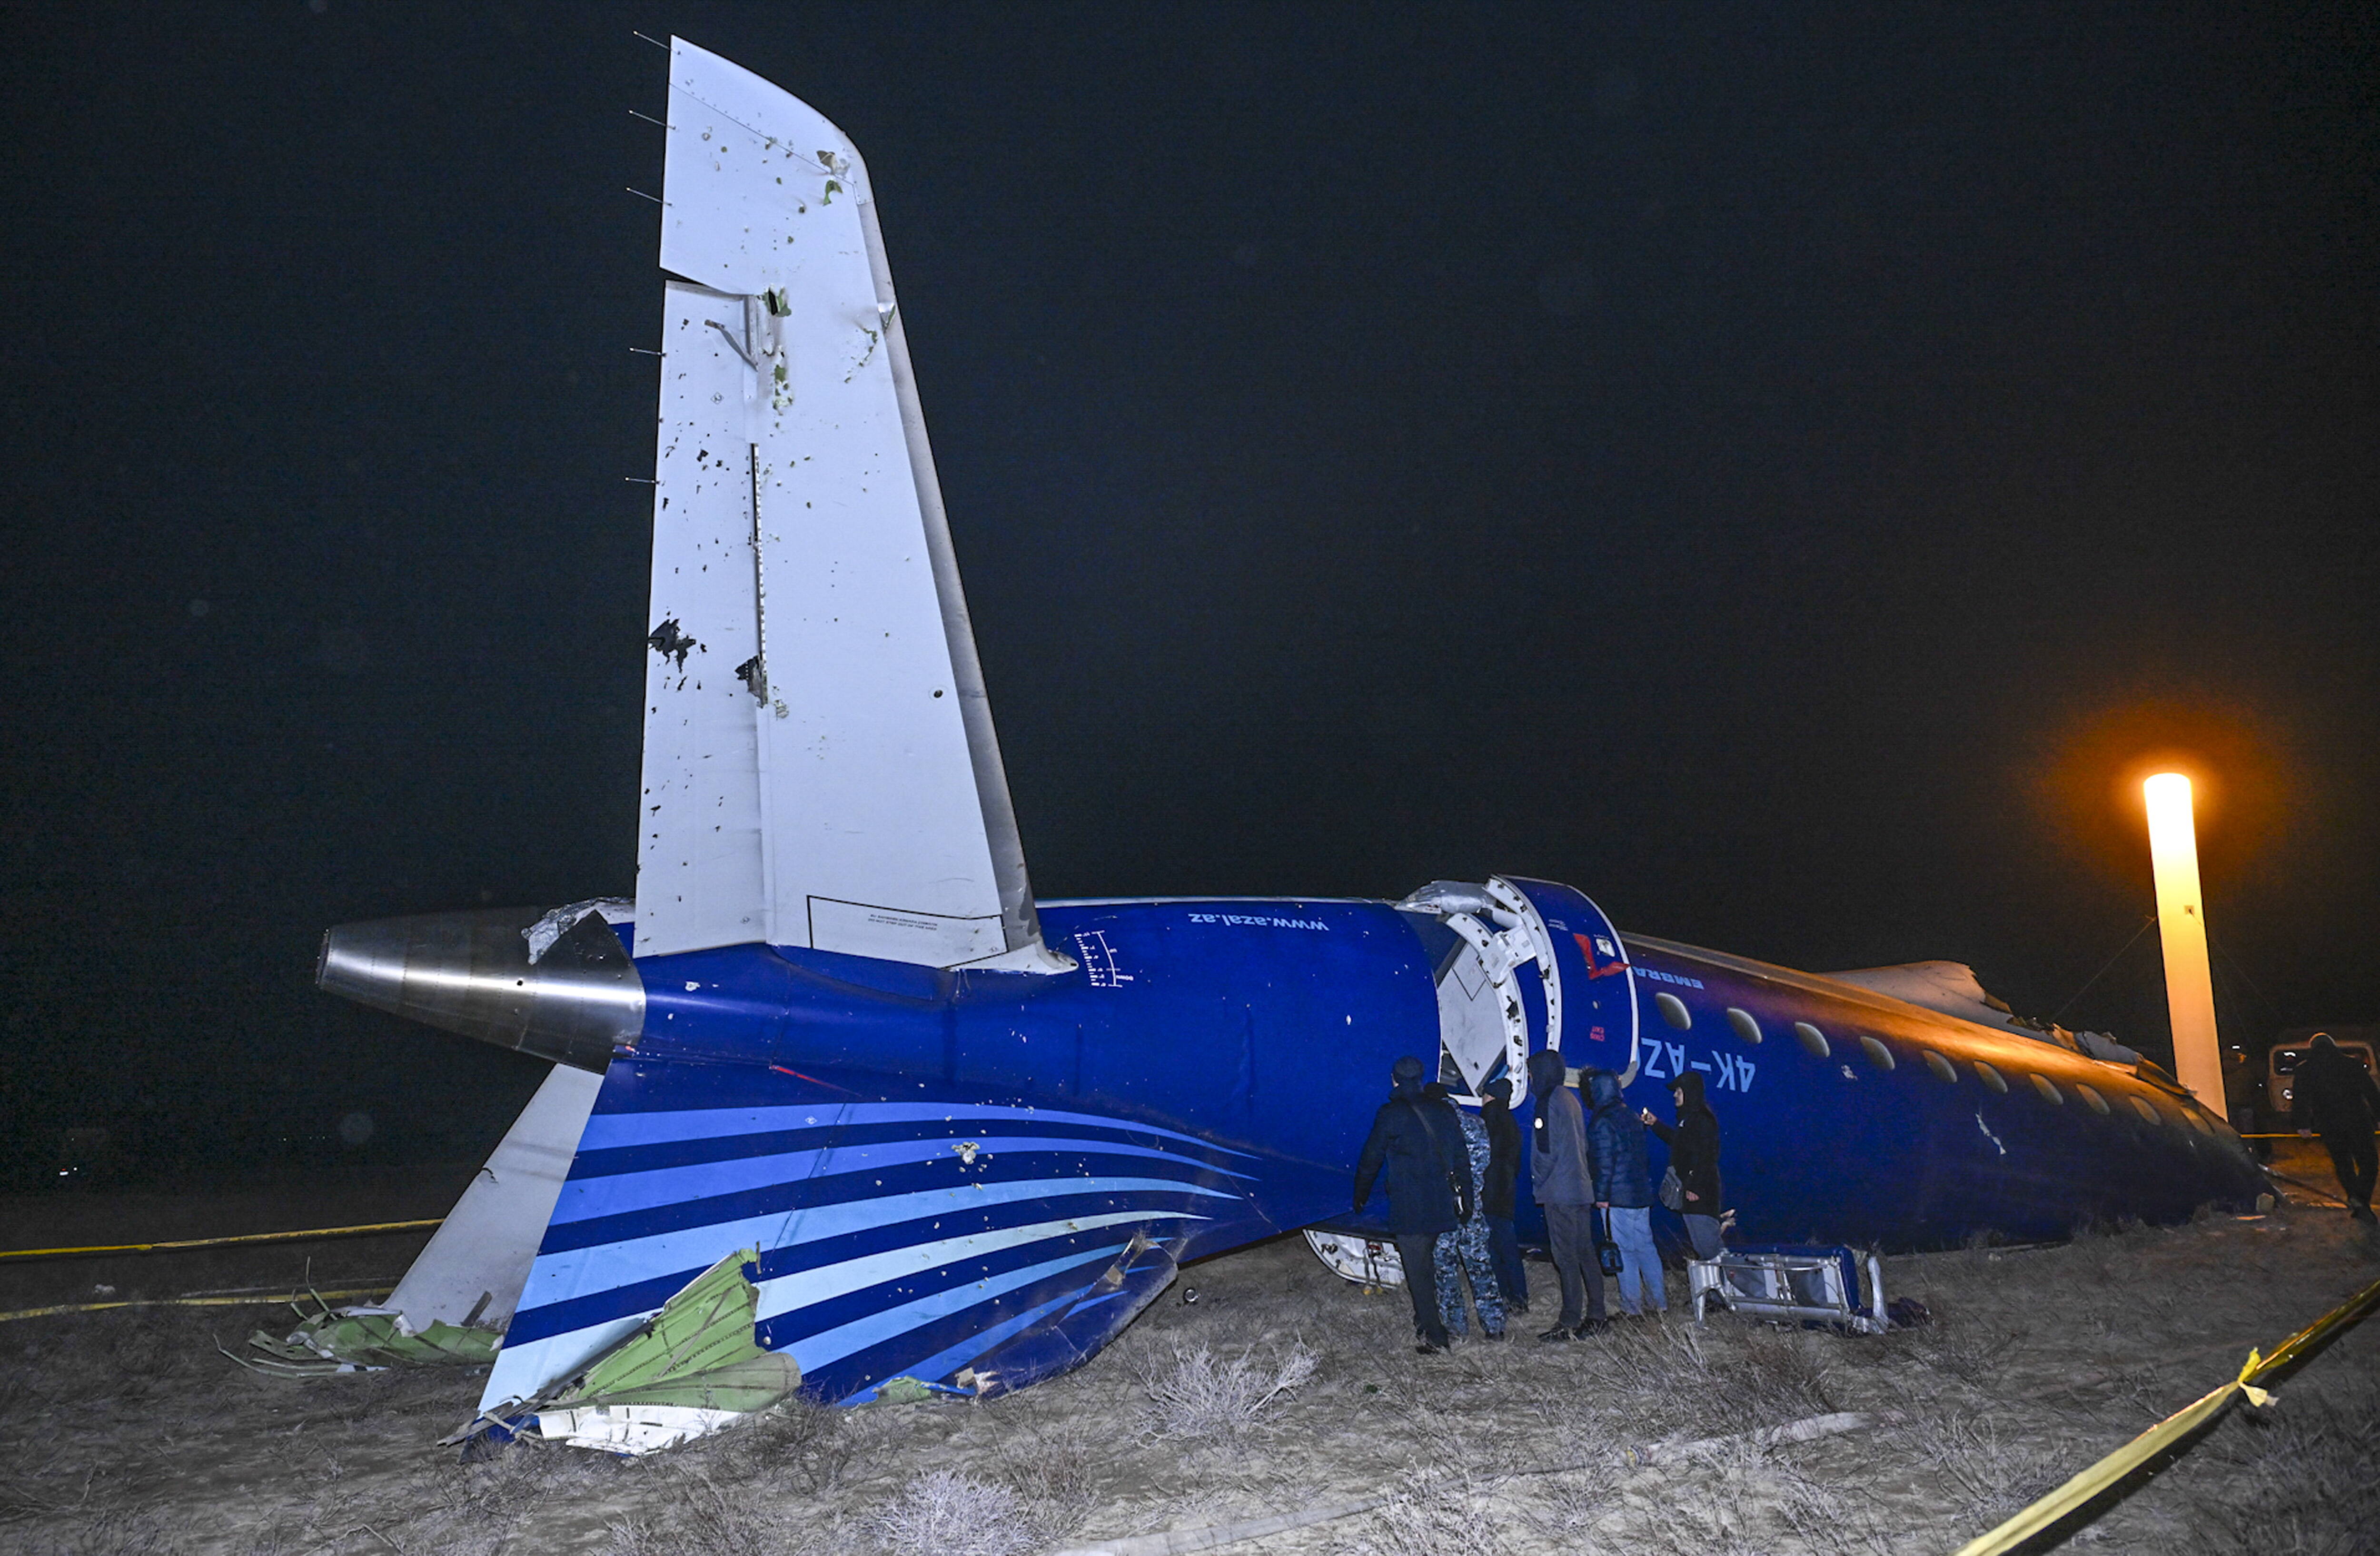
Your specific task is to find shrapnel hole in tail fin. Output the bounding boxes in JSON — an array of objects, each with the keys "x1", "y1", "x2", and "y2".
[{"x1": 633, "y1": 39, "x2": 1066, "y2": 973}]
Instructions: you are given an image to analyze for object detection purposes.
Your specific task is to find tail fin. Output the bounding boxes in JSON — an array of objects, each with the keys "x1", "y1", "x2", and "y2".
[{"x1": 634, "y1": 39, "x2": 1062, "y2": 972}]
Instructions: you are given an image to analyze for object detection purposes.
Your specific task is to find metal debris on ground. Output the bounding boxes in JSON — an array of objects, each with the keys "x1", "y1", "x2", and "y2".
[
  {"x1": 1688, "y1": 1243, "x2": 1891, "y2": 1334},
  {"x1": 456, "y1": 1246, "x2": 801, "y2": 1456},
  {"x1": 232, "y1": 1296, "x2": 500, "y2": 1377}
]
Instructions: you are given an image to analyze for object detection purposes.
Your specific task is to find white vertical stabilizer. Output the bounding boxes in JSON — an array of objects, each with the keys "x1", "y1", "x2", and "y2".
[
  {"x1": 635, "y1": 40, "x2": 1062, "y2": 971},
  {"x1": 384, "y1": 1063, "x2": 604, "y2": 1331}
]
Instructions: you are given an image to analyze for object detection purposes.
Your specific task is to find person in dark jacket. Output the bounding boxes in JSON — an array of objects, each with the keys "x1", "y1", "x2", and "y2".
[
  {"x1": 1644, "y1": 1070, "x2": 1725, "y2": 1258},
  {"x1": 1586, "y1": 1068, "x2": 1663, "y2": 1316},
  {"x1": 1480, "y1": 1076, "x2": 1527, "y2": 1311},
  {"x1": 1526, "y1": 1048, "x2": 1605, "y2": 1339},
  {"x1": 2291, "y1": 1033, "x2": 2380, "y2": 1224},
  {"x1": 1353, "y1": 1055, "x2": 1474, "y2": 1350}
]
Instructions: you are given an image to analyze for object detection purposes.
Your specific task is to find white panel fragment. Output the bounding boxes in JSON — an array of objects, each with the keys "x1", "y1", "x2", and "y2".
[{"x1": 534, "y1": 1404, "x2": 747, "y2": 1456}]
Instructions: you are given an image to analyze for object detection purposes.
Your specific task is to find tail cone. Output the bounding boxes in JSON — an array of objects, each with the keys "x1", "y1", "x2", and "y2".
[{"x1": 317, "y1": 908, "x2": 643, "y2": 1071}]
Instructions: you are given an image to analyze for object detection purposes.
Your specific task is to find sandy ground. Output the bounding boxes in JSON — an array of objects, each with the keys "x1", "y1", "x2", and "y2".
[{"x1": 3, "y1": 1153, "x2": 2376, "y2": 1556}]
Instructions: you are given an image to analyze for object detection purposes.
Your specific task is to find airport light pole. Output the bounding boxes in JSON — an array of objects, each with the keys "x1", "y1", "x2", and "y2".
[{"x1": 2143, "y1": 773, "x2": 2224, "y2": 1108}]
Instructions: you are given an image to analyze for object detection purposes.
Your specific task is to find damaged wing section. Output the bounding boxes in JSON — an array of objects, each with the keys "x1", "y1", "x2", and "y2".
[{"x1": 472, "y1": 1056, "x2": 1255, "y2": 1437}]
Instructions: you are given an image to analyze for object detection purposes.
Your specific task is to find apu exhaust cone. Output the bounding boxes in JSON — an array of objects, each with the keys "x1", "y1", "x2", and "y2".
[{"x1": 317, "y1": 906, "x2": 643, "y2": 1071}]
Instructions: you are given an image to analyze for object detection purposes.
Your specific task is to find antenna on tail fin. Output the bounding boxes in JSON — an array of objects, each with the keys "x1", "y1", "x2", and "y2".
[{"x1": 634, "y1": 40, "x2": 1066, "y2": 972}]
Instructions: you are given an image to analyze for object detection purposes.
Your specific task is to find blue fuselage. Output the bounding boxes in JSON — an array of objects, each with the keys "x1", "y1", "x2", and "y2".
[{"x1": 616, "y1": 888, "x2": 2265, "y2": 1258}]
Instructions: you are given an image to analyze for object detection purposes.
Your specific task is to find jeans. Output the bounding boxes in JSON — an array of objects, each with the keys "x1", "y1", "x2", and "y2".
[
  {"x1": 1393, "y1": 1232, "x2": 1451, "y2": 1347},
  {"x1": 1607, "y1": 1205, "x2": 1665, "y2": 1315},
  {"x1": 1540, "y1": 1202, "x2": 1606, "y2": 1328},
  {"x1": 1487, "y1": 1215, "x2": 1528, "y2": 1310},
  {"x1": 1684, "y1": 1213, "x2": 1725, "y2": 1260}
]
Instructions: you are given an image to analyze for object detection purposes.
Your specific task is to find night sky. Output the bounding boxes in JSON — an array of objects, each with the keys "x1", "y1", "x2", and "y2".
[{"x1": 3, "y1": 4, "x2": 2374, "y2": 1180}]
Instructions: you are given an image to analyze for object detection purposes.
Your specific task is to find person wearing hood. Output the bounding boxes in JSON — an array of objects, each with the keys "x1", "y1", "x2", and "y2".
[
  {"x1": 1525, "y1": 1048, "x2": 1606, "y2": 1339},
  {"x1": 1354, "y1": 1055, "x2": 1475, "y2": 1351},
  {"x1": 1585, "y1": 1067, "x2": 1663, "y2": 1317},
  {"x1": 1480, "y1": 1075, "x2": 1527, "y2": 1311},
  {"x1": 1644, "y1": 1070, "x2": 1725, "y2": 1259},
  {"x1": 2291, "y1": 1033, "x2": 2380, "y2": 1225}
]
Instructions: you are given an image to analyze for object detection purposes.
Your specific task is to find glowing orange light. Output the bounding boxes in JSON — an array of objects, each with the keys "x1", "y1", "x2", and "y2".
[{"x1": 2144, "y1": 773, "x2": 2223, "y2": 1108}]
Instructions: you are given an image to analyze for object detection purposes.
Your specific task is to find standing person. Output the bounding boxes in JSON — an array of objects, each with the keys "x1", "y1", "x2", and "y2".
[
  {"x1": 1432, "y1": 1088, "x2": 1508, "y2": 1340},
  {"x1": 1480, "y1": 1076, "x2": 1528, "y2": 1313},
  {"x1": 1643, "y1": 1071, "x2": 1725, "y2": 1259},
  {"x1": 2291, "y1": 1033, "x2": 2380, "y2": 1225},
  {"x1": 1353, "y1": 1055, "x2": 1475, "y2": 1352},
  {"x1": 1585, "y1": 1068, "x2": 1663, "y2": 1317},
  {"x1": 1525, "y1": 1049, "x2": 1606, "y2": 1340}
]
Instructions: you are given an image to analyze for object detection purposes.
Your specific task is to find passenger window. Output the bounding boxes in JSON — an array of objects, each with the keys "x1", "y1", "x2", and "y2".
[
  {"x1": 1923, "y1": 1050, "x2": 1958, "y2": 1084},
  {"x1": 2076, "y1": 1083, "x2": 2110, "y2": 1116},
  {"x1": 1858, "y1": 1035, "x2": 1895, "y2": 1072},
  {"x1": 2030, "y1": 1073, "x2": 2063, "y2": 1105},
  {"x1": 1655, "y1": 992, "x2": 1692, "y2": 1031},
  {"x1": 2183, "y1": 1108, "x2": 2215, "y2": 1136},
  {"x1": 1973, "y1": 1060, "x2": 2008, "y2": 1094},
  {"x1": 1794, "y1": 1021, "x2": 1830, "y2": 1058},
  {"x1": 2128, "y1": 1096, "x2": 2161, "y2": 1125},
  {"x1": 1726, "y1": 1007, "x2": 1763, "y2": 1044}
]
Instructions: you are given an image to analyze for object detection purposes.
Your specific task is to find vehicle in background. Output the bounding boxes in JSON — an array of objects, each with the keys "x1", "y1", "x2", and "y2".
[{"x1": 2266, "y1": 1028, "x2": 2380, "y2": 1121}]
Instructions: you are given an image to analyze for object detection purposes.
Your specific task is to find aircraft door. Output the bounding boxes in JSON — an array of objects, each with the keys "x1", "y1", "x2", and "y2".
[{"x1": 1396, "y1": 878, "x2": 1562, "y2": 1105}]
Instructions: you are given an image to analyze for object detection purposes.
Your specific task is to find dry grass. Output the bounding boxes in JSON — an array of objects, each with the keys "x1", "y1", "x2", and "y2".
[
  {"x1": 0, "y1": 1184, "x2": 2374, "y2": 1555},
  {"x1": 2173, "y1": 1393, "x2": 2380, "y2": 1556},
  {"x1": 1325, "y1": 1465, "x2": 1517, "y2": 1556},
  {"x1": 1138, "y1": 1339, "x2": 1321, "y2": 1441},
  {"x1": 861, "y1": 1468, "x2": 1045, "y2": 1556}
]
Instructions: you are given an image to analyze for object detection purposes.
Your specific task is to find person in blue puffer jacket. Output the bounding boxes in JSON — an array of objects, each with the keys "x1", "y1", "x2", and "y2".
[{"x1": 1585, "y1": 1067, "x2": 1664, "y2": 1317}]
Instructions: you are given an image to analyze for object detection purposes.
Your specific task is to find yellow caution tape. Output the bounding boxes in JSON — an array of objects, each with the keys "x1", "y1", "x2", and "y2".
[
  {"x1": 0, "y1": 1287, "x2": 397, "y2": 1324},
  {"x1": 0, "y1": 1219, "x2": 443, "y2": 1262},
  {"x1": 2238, "y1": 1130, "x2": 2380, "y2": 1139},
  {"x1": 1955, "y1": 1270, "x2": 2380, "y2": 1555}
]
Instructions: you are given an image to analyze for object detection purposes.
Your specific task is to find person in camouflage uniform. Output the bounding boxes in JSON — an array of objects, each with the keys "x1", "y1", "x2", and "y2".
[{"x1": 1434, "y1": 1092, "x2": 1508, "y2": 1339}]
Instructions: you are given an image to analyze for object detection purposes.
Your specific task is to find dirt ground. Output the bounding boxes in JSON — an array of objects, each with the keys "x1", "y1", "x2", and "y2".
[{"x1": 3, "y1": 1153, "x2": 2375, "y2": 1556}]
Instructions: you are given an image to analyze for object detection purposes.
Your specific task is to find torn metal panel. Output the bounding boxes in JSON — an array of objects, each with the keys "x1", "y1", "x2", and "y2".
[
  {"x1": 525, "y1": 899, "x2": 635, "y2": 966},
  {"x1": 530, "y1": 1402, "x2": 755, "y2": 1456},
  {"x1": 952, "y1": 1231, "x2": 1181, "y2": 1400},
  {"x1": 238, "y1": 1309, "x2": 499, "y2": 1377},
  {"x1": 479, "y1": 1246, "x2": 801, "y2": 1456}
]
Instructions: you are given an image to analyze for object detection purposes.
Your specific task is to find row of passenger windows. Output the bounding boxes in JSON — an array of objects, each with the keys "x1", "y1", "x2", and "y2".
[{"x1": 1647, "y1": 989, "x2": 2219, "y2": 1138}]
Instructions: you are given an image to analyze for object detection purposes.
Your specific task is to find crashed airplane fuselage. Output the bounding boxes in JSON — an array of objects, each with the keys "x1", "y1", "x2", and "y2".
[{"x1": 316, "y1": 39, "x2": 2267, "y2": 1432}]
